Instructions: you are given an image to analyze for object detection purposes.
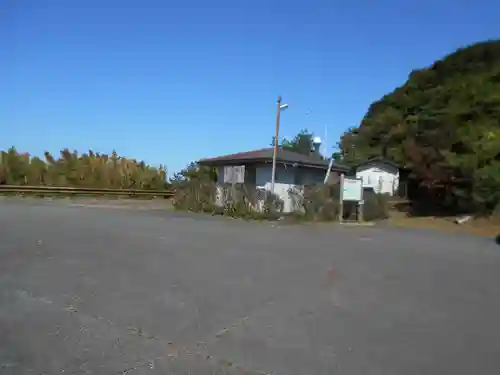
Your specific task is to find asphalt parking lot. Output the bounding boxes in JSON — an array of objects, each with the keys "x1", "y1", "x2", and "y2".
[{"x1": 1, "y1": 199, "x2": 499, "y2": 374}]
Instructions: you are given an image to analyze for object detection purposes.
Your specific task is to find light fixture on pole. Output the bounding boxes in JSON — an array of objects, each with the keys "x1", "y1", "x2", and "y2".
[{"x1": 270, "y1": 96, "x2": 288, "y2": 194}]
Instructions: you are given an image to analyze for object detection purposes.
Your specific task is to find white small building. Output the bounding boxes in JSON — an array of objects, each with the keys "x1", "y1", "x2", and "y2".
[
  {"x1": 354, "y1": 158, "x2": 403, "y2": 196},
  {"x1": 198, "y1": 147, "x2": 349, "y2": 213}
]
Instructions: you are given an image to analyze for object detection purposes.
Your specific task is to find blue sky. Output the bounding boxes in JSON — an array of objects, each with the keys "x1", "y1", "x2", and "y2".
[{"x1": 1, "y1": 0, "x2": 499, "y2": 176}]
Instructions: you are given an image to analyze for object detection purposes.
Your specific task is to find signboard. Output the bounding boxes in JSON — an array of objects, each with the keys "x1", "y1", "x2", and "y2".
[
  {"x1": 223, "y1": 165, "x2": 245, "y2": 184},
  {"x1": 342, "y1": 177, "x2": 363, "y2": 202}
]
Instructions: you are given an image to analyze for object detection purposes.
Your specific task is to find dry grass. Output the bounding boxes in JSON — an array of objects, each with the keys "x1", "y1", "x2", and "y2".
[{"x1": 388, "y1": 210, "x2": 500, "y2": 237}]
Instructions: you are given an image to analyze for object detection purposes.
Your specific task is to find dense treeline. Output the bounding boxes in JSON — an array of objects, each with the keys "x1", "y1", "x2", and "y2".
[
  {"x1": 0, "y1": 147, "x2": 167, "y2": 189},
  {"x1": 335, "y1": 39, "x2": 500, "y2": 214}
]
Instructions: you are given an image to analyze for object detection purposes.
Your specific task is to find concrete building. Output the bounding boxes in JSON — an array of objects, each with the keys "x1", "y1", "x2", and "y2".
[{"x1": 353, "y1": 158, "x2": 404, "y2": 196}]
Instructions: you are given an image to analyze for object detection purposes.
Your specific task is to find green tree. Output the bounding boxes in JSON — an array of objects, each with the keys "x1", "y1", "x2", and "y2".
[
  {"x1": 0, "y1": 147, "x2": 167, "y2": 190},
  {"x1": 336, "y1": 39, "x2": 500, "y2": 213},
  {"x1": 170, "y1": 162, "x2": 216, "y2": 185},
  {"x1": 271, "y1": 129, "x2": 325, "y2": 158}
]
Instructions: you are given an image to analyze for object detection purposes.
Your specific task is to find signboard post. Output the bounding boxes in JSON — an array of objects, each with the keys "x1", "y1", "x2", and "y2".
[{"x1": 338, "y1": 174, "x2": 364, "y2": 222}]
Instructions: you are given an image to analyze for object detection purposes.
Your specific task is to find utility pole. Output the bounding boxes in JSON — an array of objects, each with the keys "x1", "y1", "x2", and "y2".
[{"x1": 270, "y1": 95, "x2": 282, "y2": 194}]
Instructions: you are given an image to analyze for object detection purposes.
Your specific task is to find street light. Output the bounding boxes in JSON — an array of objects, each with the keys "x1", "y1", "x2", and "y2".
[{"x1": 271, "y1": 96, "x2": 288, "y2": 194}]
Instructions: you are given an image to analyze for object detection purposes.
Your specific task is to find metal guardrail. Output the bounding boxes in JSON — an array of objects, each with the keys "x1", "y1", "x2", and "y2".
[{"x1": 0, "y1": 185, "x2": 175, "y2": 198}]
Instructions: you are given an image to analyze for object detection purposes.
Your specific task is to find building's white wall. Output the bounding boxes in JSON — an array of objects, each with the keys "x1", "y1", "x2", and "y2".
[
  {"x1": 214, "y1": 164, "x2": 339, "y2": 213},
  {"x1": 355, "y1": 162, "x2": 399, "y2": 195},
  {"x1": 214, "y1": 164, "x2": 296, "y2": 211},
  {"x1": 256, "y1": 164, "x2": 296, "y2": 212},
  {"x1": 217, "y1": 164, "x2": 306, "y2": 213},
  {"x1": 255, "y1": 165, "x2": 337, "y2": 212}
]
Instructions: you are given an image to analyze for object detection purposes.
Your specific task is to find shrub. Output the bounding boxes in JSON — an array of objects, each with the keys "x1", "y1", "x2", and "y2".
[
  {"x1": 172, "y1": 179, "x2": 216, "y2": 213},
  {"x1": 362, "y1": 191, "x2": 389, "y2": 221},
  {"x1": 290, "y1": 184, "x2": 389, "y2": 222},
  {"x1": 173, "y1": 169, "x2": 389, "y2": 223},
  {"x1": 173, "y1": 180, "x2": 284, "y2": 220},
  {"x1": 289, "y1": 184, "x2": 340, "y2": 221},
  {"x1": 490, "y1": 201, "x2": 500, "y2": 219}
]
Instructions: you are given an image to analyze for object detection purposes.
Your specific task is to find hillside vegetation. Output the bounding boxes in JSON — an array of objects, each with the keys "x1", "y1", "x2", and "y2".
[
  {"x1": 336, "y1": 40, "x2": 500, "y2": 214},
  {"x1": 0, "y1": 147, "x2": 167, "y2": 190}
]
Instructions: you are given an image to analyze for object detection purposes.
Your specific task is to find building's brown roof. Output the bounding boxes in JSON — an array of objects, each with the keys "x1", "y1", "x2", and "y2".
[{"x1": 198, "y1": 147, "x2": 349, "y2": 172}]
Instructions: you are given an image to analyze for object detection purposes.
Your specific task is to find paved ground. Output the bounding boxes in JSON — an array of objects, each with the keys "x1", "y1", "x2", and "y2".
[{"x1": 1, "y1": 199, "x2": 500, "y2": 375}]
